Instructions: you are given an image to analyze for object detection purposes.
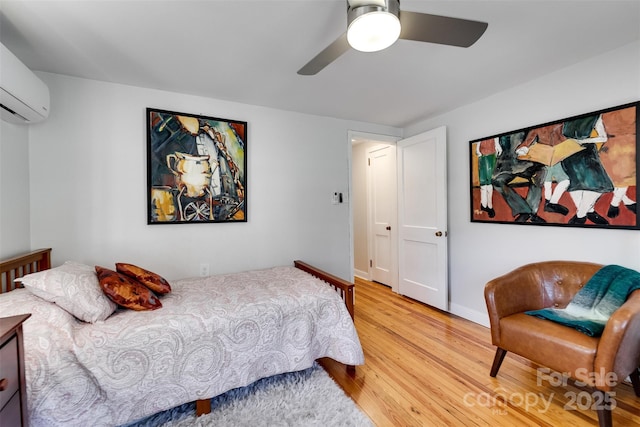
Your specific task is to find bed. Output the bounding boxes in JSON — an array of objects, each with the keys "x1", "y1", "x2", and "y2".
[{"x1": 0, "y1": 248, "x2": 364, "y2": 426}]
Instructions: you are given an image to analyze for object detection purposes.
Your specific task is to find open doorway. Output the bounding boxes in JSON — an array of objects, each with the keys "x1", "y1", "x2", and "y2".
[
  {"x1": 350, "y1": 127, "x2": 450, "y2": 311},
  {"x1": 350, "y1": 131, "x2": 399, "y2": 290}
]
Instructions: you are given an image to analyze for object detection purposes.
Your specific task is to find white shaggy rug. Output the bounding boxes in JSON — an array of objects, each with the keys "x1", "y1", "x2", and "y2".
[{"x1": 125, "y1": 364, "x2": 373, "y2": 427}]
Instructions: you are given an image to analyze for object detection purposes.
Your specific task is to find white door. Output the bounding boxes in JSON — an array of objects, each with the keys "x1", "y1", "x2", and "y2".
[
  {"x1": 397, "y1": 127, "x2": 448, "y2": 311},
  {"x1": 367, "y1": 144, "x2": 397, "y2": 286}
]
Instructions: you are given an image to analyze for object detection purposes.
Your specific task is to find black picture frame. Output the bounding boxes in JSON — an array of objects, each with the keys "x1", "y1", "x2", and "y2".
[
  {"x1": 469, "y1": 101, "x2": 639, "y2": 229},
  {"x1": 146, "y1": 108, "x2": 247, "y2": 224}
]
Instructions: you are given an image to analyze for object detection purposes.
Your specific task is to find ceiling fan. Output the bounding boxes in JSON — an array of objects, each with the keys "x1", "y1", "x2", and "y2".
[{"x1": 298, "y1": 0, "x2": 488, "y2": 75}]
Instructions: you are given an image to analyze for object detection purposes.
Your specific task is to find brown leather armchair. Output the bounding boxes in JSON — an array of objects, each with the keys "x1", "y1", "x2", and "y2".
[{"x1": 484, "y1": 260, "x2": 640, "y2": 427}]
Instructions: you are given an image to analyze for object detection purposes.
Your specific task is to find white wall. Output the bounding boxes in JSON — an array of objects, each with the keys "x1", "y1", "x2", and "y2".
[
  {"x1": 27, "y1": 73, "x2": 399, "y2": 281},
  {"x1": 405, "y1": 41, "x2": 640, "y2": 325},
  {"x1": 0, "y1": 119, "x2": 31, "y2": 257}
]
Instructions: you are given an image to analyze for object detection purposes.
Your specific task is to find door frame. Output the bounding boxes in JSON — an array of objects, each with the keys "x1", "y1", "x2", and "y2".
[{"x1": 348, "y1": 130, "x2": 400, "y2": 287}]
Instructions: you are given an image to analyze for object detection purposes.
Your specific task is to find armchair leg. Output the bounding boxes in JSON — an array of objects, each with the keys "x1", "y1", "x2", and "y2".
[
  {"x1": 595, "y1": 391, "x2": 612, "y2": 427},
  {"x1": 630, "y1": 367, "x2": 640, "y2": 397},
  {"x1": 490, "y1": 347, "x2": 507, "y2": 377}
]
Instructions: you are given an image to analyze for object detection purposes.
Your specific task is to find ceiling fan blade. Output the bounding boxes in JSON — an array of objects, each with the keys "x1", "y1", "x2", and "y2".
[
  {"x1": 399, "y1": 11, "x2": 488, "y2": 48},
  {"x1": 297, "y1": 33, "x2": 350, "y2": 75}
]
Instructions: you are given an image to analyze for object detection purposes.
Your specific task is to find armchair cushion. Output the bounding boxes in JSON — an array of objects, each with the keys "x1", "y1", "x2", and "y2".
[
  {"x1": 500, "y1": 313, "x2": 599, "y2": 382},
  {"x1": 525, "y1": 265, "x2": 640, "y2": 336}
]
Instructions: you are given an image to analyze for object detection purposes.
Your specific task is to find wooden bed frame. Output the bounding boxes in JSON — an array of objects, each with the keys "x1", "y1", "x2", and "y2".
[
  {"x1": 0, "y1": 248, "x2": 356, "y2": 417},
  {"x1": 0, "y1": 248, "x2": 51, "y2": 294}
]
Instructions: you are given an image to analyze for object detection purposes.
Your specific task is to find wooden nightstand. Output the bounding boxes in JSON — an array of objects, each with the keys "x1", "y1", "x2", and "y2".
[{"x1": 0, "y1": 314, "x2": 31, "y2": 427}]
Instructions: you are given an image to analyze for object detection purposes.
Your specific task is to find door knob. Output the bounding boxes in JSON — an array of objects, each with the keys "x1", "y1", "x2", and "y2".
[{"x1": 435, "y1": 231, "x2": 443, "y2": 237}]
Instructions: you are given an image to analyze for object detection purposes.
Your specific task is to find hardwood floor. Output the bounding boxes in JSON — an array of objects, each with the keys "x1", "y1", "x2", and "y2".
[{"x1": 320, "y1": 278, "x2": 640, "y2": 427}]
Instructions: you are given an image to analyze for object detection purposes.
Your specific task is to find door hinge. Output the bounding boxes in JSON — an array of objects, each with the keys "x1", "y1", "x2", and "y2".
[
  {"x1": 369, "y1": 259, "x2": 373, "y2": 267},
  {"x1": 368, "y1": 158, "x2": 370, "y2": 166}
]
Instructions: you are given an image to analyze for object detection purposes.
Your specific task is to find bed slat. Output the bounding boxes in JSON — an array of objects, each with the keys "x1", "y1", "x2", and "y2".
[{"x1": 0, "y1": 248, "x2": 52, "y2": 293}]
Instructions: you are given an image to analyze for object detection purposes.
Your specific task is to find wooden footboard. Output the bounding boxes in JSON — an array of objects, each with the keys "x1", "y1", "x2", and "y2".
[
  {"x1": 294, "y1": 260, "x2": 357, "y2": 374},
  {"x1": 0, "y1": 248, "x2": 51, "y2": 293},
  {"x1": 294, "y1": 260, "x2": 355, "y2": 320}
]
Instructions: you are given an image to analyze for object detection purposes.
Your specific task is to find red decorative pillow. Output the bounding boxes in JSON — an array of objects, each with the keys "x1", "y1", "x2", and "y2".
[
  {"x1": 95, "y1": 266, "x2": 162, "y2": 311},
  {"x1": 115, "y1": 263, "x2": 172, "y2": 295}
]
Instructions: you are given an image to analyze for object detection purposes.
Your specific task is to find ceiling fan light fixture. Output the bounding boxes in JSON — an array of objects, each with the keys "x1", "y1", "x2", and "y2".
[{"x1": 347, "y1": 1, "x2": 401, "y2": 53}]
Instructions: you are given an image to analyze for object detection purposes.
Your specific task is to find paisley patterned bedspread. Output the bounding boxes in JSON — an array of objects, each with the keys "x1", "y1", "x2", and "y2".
[{"x1": 0, "y1": 266, "x2": 364, "y2": 426}]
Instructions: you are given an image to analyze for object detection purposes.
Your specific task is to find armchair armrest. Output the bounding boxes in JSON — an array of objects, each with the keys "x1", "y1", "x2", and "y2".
[
  {"x1": 485, "y1": 268, "x2": 548, "y2": 318},
  {"x1": 484, "y1": 265, "x2": 547, "y2": 344},
  {"x1": 594, "y1": 290, "x2": 640, "y2": 390}
]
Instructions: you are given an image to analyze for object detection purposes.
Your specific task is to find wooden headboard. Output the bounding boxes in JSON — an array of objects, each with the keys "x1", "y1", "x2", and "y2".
[{"x1": 0, "y1": 248, "x2": 51, "y2": 293}]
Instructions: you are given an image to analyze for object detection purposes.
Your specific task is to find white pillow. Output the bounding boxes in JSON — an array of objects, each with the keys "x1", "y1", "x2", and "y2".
[{"x1": 18, "y1": 261, "x2": 117, "y2": 323}]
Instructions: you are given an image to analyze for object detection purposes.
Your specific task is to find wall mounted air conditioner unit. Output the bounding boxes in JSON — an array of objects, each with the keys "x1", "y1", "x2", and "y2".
[{"x1": 0, "y1": 42, "x2": 50, "y2": 124}]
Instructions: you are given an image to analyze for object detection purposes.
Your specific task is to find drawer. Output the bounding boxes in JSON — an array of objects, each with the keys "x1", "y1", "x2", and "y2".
[
  {"x1": 0, "y1": 390, "x2": 22, "y2": 427},
  {"x1": 0, "y1": 336, "x2": 19, "y2": 411}
]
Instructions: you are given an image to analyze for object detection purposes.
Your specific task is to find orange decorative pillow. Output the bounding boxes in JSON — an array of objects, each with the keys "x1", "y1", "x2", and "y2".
[
  {"x1": 115, "y1": 263, "x2": 172, "y2": 294},
  {"x1": 95, "y1": 266, "x2": 162, "y2": 311}
]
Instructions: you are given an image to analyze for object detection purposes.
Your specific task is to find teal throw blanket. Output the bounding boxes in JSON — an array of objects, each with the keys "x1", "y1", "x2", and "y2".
[{"x1": 526, "y1": 264, "x2": 640, "y2": 337}]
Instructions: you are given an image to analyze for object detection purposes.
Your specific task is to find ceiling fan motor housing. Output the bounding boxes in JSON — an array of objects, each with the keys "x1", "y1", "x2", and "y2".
[
  {"x1": 347, "y1": 0, "x2": 401, "y2": 52},
  {"x1": 347, "y1": 0, "x2": 400, "y2": 25}
]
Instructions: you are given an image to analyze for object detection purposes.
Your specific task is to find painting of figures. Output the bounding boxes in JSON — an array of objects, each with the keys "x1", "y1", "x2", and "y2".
[
  {"x1": 147, "y1": 108, "x2": 247, "y2": 224},
  {"x1": 470, "y1": 102, "x2": 639, "y2": 229}
]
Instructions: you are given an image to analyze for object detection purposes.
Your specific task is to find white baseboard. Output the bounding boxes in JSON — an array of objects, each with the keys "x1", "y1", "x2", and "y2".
[
  {"x1": 354, "y1": 269, "x2": 370, "y2": 281},
  {"x1": 450, "y1": 303, "x2": 490, "y2": 328}
]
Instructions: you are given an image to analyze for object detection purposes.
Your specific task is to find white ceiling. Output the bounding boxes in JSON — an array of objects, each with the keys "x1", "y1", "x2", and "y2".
[{"x1": 1, "y1": 0, "x2": 639, "y2": 128}]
